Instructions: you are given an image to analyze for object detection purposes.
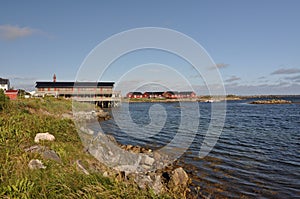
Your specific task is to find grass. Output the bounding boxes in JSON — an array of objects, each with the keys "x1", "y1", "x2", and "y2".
[{"x1": 0, "y1": 96, "x2": 171, "y2": 199}]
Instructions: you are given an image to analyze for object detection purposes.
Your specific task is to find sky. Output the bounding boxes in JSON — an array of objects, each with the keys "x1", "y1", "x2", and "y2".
[{"x1": 0, "y1": 0, "x2": 300, "y2": 95}]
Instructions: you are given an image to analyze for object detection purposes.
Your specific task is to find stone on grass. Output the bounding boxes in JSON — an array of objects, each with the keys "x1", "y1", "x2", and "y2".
[
  {"x1": 42, "y1": 150, "x2": 61, "y2": 163},
  {"x1": 28, "y1": 159, "x2": 46, "y2": 169},
  {"x1": 34, "y1": 132, "x2": 55, "y2": 143},
  {"x1": 24, "y1": 145, "x2": 46, "y2": 153}
]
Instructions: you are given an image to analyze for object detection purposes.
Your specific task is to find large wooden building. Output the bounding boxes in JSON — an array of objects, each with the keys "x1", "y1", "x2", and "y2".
[{"x1": 35, "y1": 75, "x2": 120, "y2": 107}]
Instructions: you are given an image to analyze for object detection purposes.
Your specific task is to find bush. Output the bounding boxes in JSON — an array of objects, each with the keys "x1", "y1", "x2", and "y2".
[{"x1": 0, "y1": 89, "x2": 9, "y2": 111}]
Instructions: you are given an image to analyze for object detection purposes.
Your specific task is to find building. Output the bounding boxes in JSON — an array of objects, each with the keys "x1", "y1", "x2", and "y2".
[
  {"x1": 126, "y1": 91, "x2": 197, "y2": 99},
  {"x1": 143, "y1": 92, "x2": 164, "y2": 98},
  {"x1": 35, "y1": 75, "x2": 120, "y2": 107},
  {"x1": 0, "y1": 78, "x2": 10, "y2": 91},
  {"x1": 163, "y1": 91, "x2": 196, "y2": 99},
  {"x1": 4, "y1": 90, "x2": 18, "y2": 100},
  {"x1": 126, "y1": 92, "x2": 143, "y2": 98}
]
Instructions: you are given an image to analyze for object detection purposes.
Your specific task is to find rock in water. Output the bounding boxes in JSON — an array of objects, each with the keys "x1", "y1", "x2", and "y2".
[
  {"x1": 34, "y1": 132, "x2": 55, "y2": 143},
  {"x1": 28, "y1": 159, "x2": 46, "y2": 169}
]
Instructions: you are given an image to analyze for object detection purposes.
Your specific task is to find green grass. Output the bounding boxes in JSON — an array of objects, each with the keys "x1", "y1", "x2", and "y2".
[{"x1": 0, "y1": 97, "x2": 171, "y2": 199}]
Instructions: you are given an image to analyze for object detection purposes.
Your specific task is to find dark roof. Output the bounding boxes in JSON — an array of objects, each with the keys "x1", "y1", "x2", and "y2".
[
  {"x1": 0, "y1": 78, "x2": 9, "y2": 84},
  {"x1": 128, "y1": 92, "x2": 143, "y2": 95},
  {"x1": 36, "y1": 81, "x2": 114, "y2": 88},
  {"x1": 164, "y1": 91, "x2": 195, "y2": 95},
  {"x1": 144, "y1": 92, "x2": 164, "y2": 95}
]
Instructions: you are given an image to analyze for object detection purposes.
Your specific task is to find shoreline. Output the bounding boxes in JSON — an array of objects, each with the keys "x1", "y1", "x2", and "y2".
[{"x1": 123, "y1": 97, "x2": 243, "y2": 103}]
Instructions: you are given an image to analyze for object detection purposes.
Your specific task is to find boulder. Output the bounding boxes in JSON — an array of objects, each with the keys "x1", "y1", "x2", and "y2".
[
  {"x1": 135, "y1": 175, "x2": 152, "y2": 190},
  {"x1": 142, "y1": 155, "x2": 155, "y2": 166},
  {"x1": 34, "y1": 132, "x2": 55, "y2": 143},
  {"x1": 28, "y1": 159, "x2": 46, "y2": 169},
  {"x1": 168, "y1": 167, "x2": 190, "y2": 191},
  {"x1": 152, "y1": 174, "x2": 163, "y2": 194},
  {"x1": 42, "y1": 150, "x2": 61, "y2": 163}
]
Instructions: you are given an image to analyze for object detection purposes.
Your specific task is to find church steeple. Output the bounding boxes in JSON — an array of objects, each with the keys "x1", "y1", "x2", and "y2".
[{"x1": 53, "y1": 74, "x2": 56, "y2": 82}]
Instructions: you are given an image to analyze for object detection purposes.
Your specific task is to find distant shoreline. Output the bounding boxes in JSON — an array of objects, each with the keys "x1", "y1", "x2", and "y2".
[{"x1": 121, "y1": 95, "x2": 300, "y2": 103}]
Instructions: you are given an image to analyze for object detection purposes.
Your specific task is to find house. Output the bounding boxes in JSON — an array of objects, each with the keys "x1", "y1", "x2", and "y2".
[
  {"x1": 143, "y1": 92, "x2": 164, "y2": 99},
  {"x1": 5, "y1": 89, "x2": 18, "y2": 100},
  {"x1": 0, "y1": 78, "x2": 10, "y2": 91},
  {"x1": 126, "y1": 92, "x2": 143, "y2": 98},
  {"x1": 163, "y1": 91, "x2": 196, "y2": 99},
  {"x1": 35, "y1": 75, "x2": 120, "y2": 107}
]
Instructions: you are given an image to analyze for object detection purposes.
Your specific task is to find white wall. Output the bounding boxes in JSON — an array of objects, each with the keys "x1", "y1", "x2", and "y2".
[{"x1": 0, "y1": 84, "x2": 9, "y2": 90}]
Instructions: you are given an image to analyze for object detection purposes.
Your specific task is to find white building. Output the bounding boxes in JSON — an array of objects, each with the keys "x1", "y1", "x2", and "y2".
[{"x1": 0, "y1": 78, "x2": 10, "y2": 91}]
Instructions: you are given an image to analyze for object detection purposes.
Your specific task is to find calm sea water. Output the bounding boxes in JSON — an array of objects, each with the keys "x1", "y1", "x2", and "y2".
[{"x1": 91, "y1": 97, "x2": 300, "y2": 198}]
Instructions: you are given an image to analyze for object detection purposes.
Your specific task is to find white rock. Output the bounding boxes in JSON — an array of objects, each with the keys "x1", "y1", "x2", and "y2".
[
  {"x1": 143, "y1": 155, "x2": 155, "y2": 166},
  {"x1": 79, "y1": 127, "x2": 94, "y2": 135},
  {"x1": 34, "y1": 132, "x2": 55, "y2": 143},
  {"x1": 28, "y1": 159, "x2": 46, "y2": 169}
]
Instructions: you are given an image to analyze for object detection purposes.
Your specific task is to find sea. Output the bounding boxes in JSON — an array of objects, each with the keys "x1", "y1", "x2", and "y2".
[{"x1": 90, "y1": 96, "x2": 300, "y2": 198}]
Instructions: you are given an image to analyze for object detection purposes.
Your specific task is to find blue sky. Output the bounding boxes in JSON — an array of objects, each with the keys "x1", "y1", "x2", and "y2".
[{"x1": 0, "y1": 0, "x2": 300, "y2": 95}]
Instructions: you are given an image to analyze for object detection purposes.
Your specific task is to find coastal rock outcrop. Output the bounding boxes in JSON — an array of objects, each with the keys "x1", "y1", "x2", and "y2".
[
  {"x1": 250, "y1": 99, "x2": 292, "y2": 104},
  {"x1": 79, "y1": 128, "x2": 191, "y2": 195}
]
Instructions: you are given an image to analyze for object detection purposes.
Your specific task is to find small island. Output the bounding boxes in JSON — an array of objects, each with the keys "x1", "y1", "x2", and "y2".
[{"x1": 249, "y1": 99, "x2": 292, "y2": 104}]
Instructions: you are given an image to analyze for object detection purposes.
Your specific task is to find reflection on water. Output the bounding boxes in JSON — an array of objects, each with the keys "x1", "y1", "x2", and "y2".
[{"x1": 90, "y1": 97, "x2": 300, "y2": 198}]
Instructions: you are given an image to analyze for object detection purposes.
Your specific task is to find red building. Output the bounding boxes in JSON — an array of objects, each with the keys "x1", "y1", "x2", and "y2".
[
  {"x1": 163, "y1": 91, "x2": 196, "y2": 99},
  {"x1": 126, "y1": 92, "x2": 143, "y2": 98},
  {"x1": 143, "y1": 92, "x2": 164, "y2": 98},
  {"x1": 5, "y1": 89, "x2": 18, "y2": 100}
]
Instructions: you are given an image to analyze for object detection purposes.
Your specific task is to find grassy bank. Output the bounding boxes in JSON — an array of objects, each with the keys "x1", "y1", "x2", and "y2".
[{"x1": 0, "y1": 96, "x2": 171, "y2": 198}]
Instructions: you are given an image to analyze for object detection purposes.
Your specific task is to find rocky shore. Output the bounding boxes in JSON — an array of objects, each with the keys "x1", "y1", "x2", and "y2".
[
  {"x1": 250, "y1": 99, "x2": 292, "y2": 104},
  {"x1": 64, "y1": 109, "x2": 193, "y2": 197},
  {"x1": 73, "y1": 109, "x2": 111, "y2": 121},
  {"x1": 79, "y1": 126, "x2": 192, "y2": 196}
]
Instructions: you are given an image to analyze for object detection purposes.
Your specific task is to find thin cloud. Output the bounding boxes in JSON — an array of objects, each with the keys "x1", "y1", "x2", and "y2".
[
  {"x1": 225, "y1": 75, "x2": 241, "y2": 83},
  {"x1": 271, "y1": 68, "x2": 300, "y2": 75},
  {"x1": 225, "y1": 82, "x2": 300, "y2": 95},
  {"x1": 216, "y1": 63, "x2": 229, "y2": 69},
  {"x1": 0, "y1": 24, "x2": 40, "y2": 40},
  {"x1": 284, "y1": 75, "x2": 300, "y2": 81},
  {"x1": 207, "y1": 63, "x2": 229, "y2": 70}
]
